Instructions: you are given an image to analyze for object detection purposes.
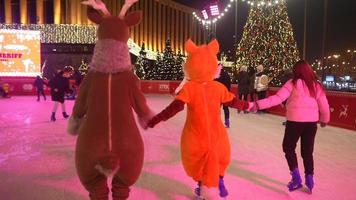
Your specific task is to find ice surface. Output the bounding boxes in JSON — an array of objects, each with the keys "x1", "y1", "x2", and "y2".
[{"x1": 0, "y1": 95, "x2": 355, "y2": 200}]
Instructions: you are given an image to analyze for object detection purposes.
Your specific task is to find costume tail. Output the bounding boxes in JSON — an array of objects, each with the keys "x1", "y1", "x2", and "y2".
[{"x1": 95, "y1": 153, "x2": 120, "y2": 177}]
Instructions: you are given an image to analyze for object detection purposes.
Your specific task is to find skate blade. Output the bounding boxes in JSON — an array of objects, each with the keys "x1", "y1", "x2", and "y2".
[
  {"x1": 306, "y1": 188, "x2": 313, "y2": 194},
  {"x1": 195, "y1": 196, "x2": 205, "y2": 200},
  {"x1": 288, "y1": 184, "x2": 303, "y2": 191}
]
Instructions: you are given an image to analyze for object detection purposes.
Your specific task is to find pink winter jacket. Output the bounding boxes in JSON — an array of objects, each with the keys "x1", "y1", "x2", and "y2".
[{"x1": 256, "y1": 79, "x2": 330, "y2": 123}]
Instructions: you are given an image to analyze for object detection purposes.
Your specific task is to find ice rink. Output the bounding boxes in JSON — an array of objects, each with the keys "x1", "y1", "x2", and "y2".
[{"x1": 0, "y1": 95, "x2": 355, "y2": 200}]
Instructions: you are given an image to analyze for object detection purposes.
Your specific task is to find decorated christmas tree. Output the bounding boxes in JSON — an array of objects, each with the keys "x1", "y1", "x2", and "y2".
[
  {"x1": 134, "y1": 43, "x2": 148, "y2": 80},
  {"x1": 172, "y1": 50, "x2": 185, "y2": 80},
  {"x1": 157, "y1": 38, "x2": 176, "y2": 80},
  {"x1": 235, "y1": 1, "x2": 300, "y2": 86},
  {"x1": 150, "y1": 51, "x2": 163, "y2": 80}
]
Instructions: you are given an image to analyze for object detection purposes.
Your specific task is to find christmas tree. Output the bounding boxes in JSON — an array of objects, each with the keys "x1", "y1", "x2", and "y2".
[
  {"x1": 150, "y1": 51, "x2": 163, "y2": 80},
  {"x1": 134, "y1": 43, "x2": 148, "y2": 80},
  {"x1": 235, "y1": 1, "x2": 300, "y2": 86},
  {"x1": 157, "y1": 38, "x2": 176, "y2": 80},
  {"x1": 172, "y1": 50, "x2": 185, "y2": 80}
]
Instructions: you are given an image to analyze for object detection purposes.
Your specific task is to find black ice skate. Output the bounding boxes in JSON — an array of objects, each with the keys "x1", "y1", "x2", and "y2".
[
  {"x1": 62, "y1": 112, "x2": 69, "y2": 119},
  {"x1": 287, "y1": 168, "x2": 303, "y2": 191},
  {"x1": 50, "y1": 112, "x2": 56, "y2": 122},
  {"x1": 219, "y1": 176, "x2": 228, "y2": 197},
  {"x1": 305, "y1": 174, "x2": 314, "y2": 194}
]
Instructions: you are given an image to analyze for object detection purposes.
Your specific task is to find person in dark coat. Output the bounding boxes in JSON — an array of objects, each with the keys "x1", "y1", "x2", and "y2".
[
  {"x1": 248, "y1": 66, "x2": 256, "y2": 102},
  {"x1": 48, "y1": 70, "x2": 70, "y2": 121},
  {"x1": 0, "y1": 78, "x2": 7, "y2": 98},
  {"x1": 33, "y1": 75, "x2": 47, "y2": 101},
  {"x1": 70, "y1": 70, "x2": 83, "y2": 100},
  {"x1": 236, "y1": 66, "x2": 249, "y2": 113},
  {"x1": 215, "y1": 66, "x2": 231, "y2": 128}
]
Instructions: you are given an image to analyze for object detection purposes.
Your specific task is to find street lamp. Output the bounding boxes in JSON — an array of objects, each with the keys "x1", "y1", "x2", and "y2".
[{"x1": 321, "y1": 0, "x2": 328, "y2": 81}]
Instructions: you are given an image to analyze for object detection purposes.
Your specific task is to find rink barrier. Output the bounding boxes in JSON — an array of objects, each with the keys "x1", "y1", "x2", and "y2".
[
  {"x1": 1, "y1": 77, "x2": 355, "y2": 131},
  {"x1": 267, "y1": 87, "x2": 356, "y2": 131}
]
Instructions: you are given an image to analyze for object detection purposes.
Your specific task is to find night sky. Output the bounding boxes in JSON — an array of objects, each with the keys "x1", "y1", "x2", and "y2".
[{"x1": 174, "y1": 0, "x2": 356, "y2": 62}]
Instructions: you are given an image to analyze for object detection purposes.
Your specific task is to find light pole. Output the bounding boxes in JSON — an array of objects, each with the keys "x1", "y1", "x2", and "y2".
[
  {"x1": 321, "y1": 0, "x2": 328, "y2": 81},
  {"x1": 303, "y1": 0, "x2": 307, "y2": 60},
  {"x1": 233, "y1": 0, "x2": 239, "y2": 80}
]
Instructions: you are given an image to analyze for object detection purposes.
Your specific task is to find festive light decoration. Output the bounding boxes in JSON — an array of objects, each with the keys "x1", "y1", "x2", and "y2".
[
  {"x1": 311, "y1": 49, "x2": 356, "y2": 79},
  {"x1": 148, "y1": 39, "x2": 184, "y2": 80},
  {"x1": 78, "y1": 59, "x2": 89, "y2": 76},
  {"x1": 150, "y1": 52, "x2": 163, "y2": 80},
  {"x1": 235, "y1": 1, "x2": 300, "y2": 86},
  {"x1": 0, "y1": 24, "x2": 158, "y2": 60},
  {"x1": 173, "y1": 50, "x2": 185, "y2": 80},
  {"x1": 244, "y1": 0, "x2": 284, "y2": 7},
  {"x1": 192, "y1": 0, "x2": 284, "y2": 26},
  {"x1": 157, "y1": 38, "x2": 177, "y2": 80},
  {"x1": 134, "y1": 43, "x2": 148, "y2": 80},
  {"x1": 192, "y1": 0, "x2": 236, "y2": 25}
]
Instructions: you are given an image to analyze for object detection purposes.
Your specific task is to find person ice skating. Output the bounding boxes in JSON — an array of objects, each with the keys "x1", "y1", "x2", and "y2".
[
  {"x1": 247, "y1": 66, "x2": 256, "y2": 102},
  {"x1": 49, "y1": 70, "x2": 70, "y2": 121},
  {"x1": 248, "y1": 60, "x2": 330, "y2": 194},
  {"x1": 67, "y1": 0, "x2": 153, "y2": 199},
  {"x1": 0, "y1": 78, "x2": 10, "y2": 98},
  {"x1": 254, "y1": 65, "x2": 269, "y2": 113},
  {"x1": 147, "y1": 39, "x2": 249, "y2": 199},
  {"x1": 215, "y1": 65, "x2": 232, "y2": 127},
  {"x1": 33, "y1": 75, "x2": 47, "y2": 101},
  {"x1": 236, "y1": 65, "x2": 249, "y2": 114}
]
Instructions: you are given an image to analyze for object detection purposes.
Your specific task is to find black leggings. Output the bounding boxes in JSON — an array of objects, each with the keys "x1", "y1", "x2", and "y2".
[
  {"x1": 37, "y1": 89, "x2": 46, "y2": 100},
  {"x1": 238, "y1": 93, "x2": 248, "y2": 101},
  {"x1": 283, "y1": 121, "x2": 317, "y2": 175},
  {"x1": 222, "y1": 105, "x2": 229, "y2": 121}
]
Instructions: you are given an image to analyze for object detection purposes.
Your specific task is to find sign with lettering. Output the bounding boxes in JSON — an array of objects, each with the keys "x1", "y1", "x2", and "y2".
[{"x1": 0, "y1": 29, "x2": 41, "y2": 77}]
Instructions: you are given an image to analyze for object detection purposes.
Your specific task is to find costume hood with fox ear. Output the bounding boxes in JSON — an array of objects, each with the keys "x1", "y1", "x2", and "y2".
[
  {"x1": 67, "y1": 1, "x2": 153, "y2": 199},
  {"x1": 184, "y1": 39, "x2": 220, "y2": 82}
]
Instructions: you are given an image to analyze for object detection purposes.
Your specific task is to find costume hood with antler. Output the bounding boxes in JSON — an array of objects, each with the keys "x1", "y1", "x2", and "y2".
[
  {"x1": 67, "y1": 1, "x2": 153, "y2": 199},
  {"x1": 147, "y1": 39, "x2": 249, "y2": 194}
]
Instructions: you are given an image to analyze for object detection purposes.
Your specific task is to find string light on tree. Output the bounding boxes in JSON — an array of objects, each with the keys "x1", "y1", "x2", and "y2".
[{"x1": 134, "y1": 43, "x2": 148, "y2": 80}]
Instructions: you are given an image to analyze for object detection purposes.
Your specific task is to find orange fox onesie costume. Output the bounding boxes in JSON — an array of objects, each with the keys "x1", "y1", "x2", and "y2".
[
  {"x1": 147, "y1": 39, "x2": 249, "y2": 199},
  {"x1": 67, "y1": 0, "x2": 153, "y2": 200}
]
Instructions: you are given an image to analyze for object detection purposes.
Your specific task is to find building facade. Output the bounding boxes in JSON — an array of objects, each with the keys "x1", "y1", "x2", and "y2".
[{"x1": 0, "y1": 0, "x2": 207, "y2": 54}]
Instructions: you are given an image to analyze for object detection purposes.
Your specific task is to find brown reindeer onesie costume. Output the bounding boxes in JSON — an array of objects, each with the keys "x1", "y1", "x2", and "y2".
[{"x1": 67, "y1": 0, "x2": 153, "y2": 199}]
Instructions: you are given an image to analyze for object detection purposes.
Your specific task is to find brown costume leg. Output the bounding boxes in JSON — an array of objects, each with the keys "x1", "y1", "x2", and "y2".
[
  {"x1": 80, "y1": 172, "x2": 109, "y2": 200},
  {"x1": 111, "y1": 148, "x2": 144, "y2": 200},
  {"x1": 76, "y1": 154, "x2": 109, "y2": 200}
]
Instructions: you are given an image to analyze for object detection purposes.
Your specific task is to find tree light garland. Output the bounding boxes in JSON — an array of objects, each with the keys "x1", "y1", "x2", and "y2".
[{"x1": 192, "y1": 0, "x2": 285, "y2": 26}]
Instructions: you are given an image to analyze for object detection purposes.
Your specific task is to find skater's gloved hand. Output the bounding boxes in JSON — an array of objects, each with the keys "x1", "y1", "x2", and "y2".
[
  {"x1": 320, "y1": 122, "x2": 327, "y2": 128},
  {"x1": 146, "y1": 99, "x2": 185, "y2": 129},
  {"x1": 225, "y1": 98, "x2": 249, "y2": 110},
  {"x1": 146, "y1": 116, "x2": 161, "y2": 128},
  {"x1": 67, "y1": 116, "x2": 83, "y2": 136}
]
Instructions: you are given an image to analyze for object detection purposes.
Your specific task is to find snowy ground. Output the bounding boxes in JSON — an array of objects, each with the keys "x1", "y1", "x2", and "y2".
[{"x1": 0, "y1": 95, "x2": 355, "y2": 200}]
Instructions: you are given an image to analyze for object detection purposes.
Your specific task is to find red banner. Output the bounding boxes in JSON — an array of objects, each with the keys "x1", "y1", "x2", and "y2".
[{"x1": 1, "y1": 77, "x2": 355, "y2": 131}]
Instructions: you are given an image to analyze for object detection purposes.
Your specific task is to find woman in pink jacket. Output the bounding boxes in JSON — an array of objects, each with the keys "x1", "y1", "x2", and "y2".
[{"x1": 250, "y1": 60, "x2": 330, "y2": 194}]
